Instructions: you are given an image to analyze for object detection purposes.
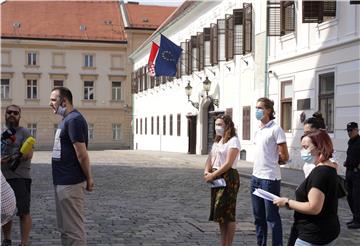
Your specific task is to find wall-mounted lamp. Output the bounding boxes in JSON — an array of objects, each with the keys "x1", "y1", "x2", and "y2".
[
  {"x1": 185, "y1": 77, "x2": 220, "y2": 109},
  {"x1": 202, "y1": 76, "x2": 211, "y2": 97},
  {"x1": 225, "y1": 65, "x2": 231, "y2": 71},
  {"x1": 202, "y1": 77, "x2": 219, "y2": 107},
  {"x1": 185, "y1": 81, "x2": 199, "y2": 109},
  {"x1": 241, "y1": 58, "x2": 248, "y2": 66},
  {"x1": 268, "y1": 70, "x2": 278, "y2": 78}
]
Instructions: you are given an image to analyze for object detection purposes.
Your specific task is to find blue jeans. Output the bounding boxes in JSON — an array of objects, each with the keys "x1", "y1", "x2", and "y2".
[
  {"x1": 294, "y1": 238, "x2": 337, "y2": 246},
  {"x1": 251, "y1": 176, "x2": 283, "y2": 246}
]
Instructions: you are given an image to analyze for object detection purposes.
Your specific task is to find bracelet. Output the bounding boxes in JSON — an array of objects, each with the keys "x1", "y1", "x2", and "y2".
[{"x1": 285, "y1": 198, "x2": 291, "y2": 210}]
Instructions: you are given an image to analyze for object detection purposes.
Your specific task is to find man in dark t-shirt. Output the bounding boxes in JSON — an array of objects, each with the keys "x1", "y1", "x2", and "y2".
[
  {"x1": 50, "y1": 87, "x2": 94, "y2": 245},
  {"x1": 344, "y1": 122, "x2": 360, "y2": 229}
]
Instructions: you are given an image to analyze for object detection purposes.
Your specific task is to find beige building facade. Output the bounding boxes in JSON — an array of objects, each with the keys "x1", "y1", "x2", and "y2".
[
  {"x1": 2, "y1": 40, "x2": 131, "y2": 149},
  {"x1": 1, "y1": 1, "x2": 175, "y2": 149}
]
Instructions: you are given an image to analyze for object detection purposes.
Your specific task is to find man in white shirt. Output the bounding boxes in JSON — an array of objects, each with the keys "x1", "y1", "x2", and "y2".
[{"x1": 251, "y1": 97, "x2": 289, "y2": 246}]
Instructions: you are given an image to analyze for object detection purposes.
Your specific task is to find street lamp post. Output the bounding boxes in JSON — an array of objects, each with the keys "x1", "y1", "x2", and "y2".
[
  {"x1": 184, "y1": 77, "x2": 219, "y2": 109},
  {"x1": 202, "y1": 77, "x2": 219, "y2": 107},
  {"x1": 185, "y1": 81, "x2": 199, "y2": 109}
]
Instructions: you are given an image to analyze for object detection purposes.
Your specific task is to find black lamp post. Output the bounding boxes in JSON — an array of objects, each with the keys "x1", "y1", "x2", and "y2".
[{"x1": 185, "y1": 81, "x2": 199, "y2": 109}]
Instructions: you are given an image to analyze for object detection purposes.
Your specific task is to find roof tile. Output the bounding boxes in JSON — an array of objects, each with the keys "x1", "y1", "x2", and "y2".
[
  {"x1": 125, "y1": 2, "x2": 176, "y2": 29},
  {"x1": 1, "y1": 0, "x2": 125, "y2": 41}
]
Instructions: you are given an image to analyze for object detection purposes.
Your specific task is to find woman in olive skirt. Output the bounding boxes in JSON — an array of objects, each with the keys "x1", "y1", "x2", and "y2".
[{"x1": 204, "y1": 114, "x2": 241, "y2": 246}]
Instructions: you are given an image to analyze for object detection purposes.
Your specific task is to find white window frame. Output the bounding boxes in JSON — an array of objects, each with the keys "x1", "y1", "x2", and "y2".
[
  {"x1": 112, "y1": 81, "x2": 122, "y2": 101},
  {"x1": 27, "y1": 79, "x2": 38, "y2": 99},
  {"x1": 88, "y1": 123, "x2": 94, "y2": 140},
  {"x1": 84, "y1": 81, "x2": 94, "y2": 100},
  {"x1": 84, "y1": 54, "x2": 95, "y2": 68},
  {"x1": 1, "y1": 79, "x2": 10, "y2": 100},
  {"x1": 27, "y1": 123, "x2": 37, "y2": 138},
  {"x1": 112, "y1": 124, "x2": 121, "y2": 140},
  {"x1": 26, "y1": 51, "x2": 38, "y2": 66}
]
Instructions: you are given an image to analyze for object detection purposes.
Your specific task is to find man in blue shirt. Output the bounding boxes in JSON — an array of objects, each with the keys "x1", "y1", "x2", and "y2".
[{"x1": 49, "y1": 87, "x2": 94, "y2": 245}]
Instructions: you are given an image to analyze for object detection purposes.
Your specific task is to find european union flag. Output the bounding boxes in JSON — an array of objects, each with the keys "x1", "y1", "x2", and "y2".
[{"x1": 155, "y1": 34, "x2": 182, "y2": 77}]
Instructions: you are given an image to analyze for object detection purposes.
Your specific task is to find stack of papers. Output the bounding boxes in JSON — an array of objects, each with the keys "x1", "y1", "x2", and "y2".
[{"x1": 252, "y1": 188, "x2": 279, "y2": 201}]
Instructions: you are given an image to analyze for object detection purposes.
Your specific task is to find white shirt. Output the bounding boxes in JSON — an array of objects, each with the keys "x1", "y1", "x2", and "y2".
[
  {"x1": 211, "y1": 136, "x2": 241, "y2": 169},
  {"x1": 303, "y1": 162, "x2": 316, "y2": 178},
  {"x1": 253, "y1": 120, "x2": 286, "y2": 180}
]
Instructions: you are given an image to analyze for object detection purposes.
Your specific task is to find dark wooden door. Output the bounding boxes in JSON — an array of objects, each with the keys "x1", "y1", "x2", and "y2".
[
  {"x1": 187, "y1": 115, "x2": 197, "y2": 154},
  {"x1": 207, "y1": 103, "x2": 221, "y2": 153}
]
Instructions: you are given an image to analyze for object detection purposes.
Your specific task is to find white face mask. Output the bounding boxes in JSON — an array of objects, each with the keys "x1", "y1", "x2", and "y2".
[{"x1": 215, "y1": 126, "x2": 224, "y2": 136}]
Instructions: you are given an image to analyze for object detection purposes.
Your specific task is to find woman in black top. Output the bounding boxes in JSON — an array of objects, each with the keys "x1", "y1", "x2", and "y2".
[{"x1": 274, "y1": 130, "x2": 340, "y2": 246}]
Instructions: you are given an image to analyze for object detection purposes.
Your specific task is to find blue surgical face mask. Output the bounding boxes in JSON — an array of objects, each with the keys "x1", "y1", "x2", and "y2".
[
  {"x1": 255, "y1": 109, "x2": 264, "y2": 120},
  {"x1": 301, "y1": 149, "x2": 314, "y2": 163},
  {"x1": 55, "y1": 99, "x2": 66, "y2": 116},
  {"x1": 56, "y1": 106, "x2": 66, "y2": 116},
  {"x1": 215, "y1": 126, "x2": 224, "y2": 136}
]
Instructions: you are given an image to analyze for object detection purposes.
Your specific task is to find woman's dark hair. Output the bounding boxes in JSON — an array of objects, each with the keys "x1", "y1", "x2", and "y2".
[
  {"x1": 301, "y1": 130, "x2": 333, "y2": 164},
  {"x1": 214, "y1": 114, "x2": 236, "y2": 143},
  {"x1": 257, "y1": 97, "x2": 275, "y2": 120},
  {"x1": 304, "y1": 111, "x2": 326, "y2": 130}
]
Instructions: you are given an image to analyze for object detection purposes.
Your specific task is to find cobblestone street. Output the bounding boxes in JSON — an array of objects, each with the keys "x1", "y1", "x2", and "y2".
[{"x1": 6, "y1": 150, "x2": 360, "y2": 245}]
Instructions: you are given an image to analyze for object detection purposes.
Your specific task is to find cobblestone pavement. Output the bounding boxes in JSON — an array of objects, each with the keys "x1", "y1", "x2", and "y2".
[{"x1": 5, "y1": 150, "x2": 360, "y2": 245}]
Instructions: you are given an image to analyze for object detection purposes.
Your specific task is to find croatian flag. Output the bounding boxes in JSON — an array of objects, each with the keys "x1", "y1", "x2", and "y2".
[
  {"x1": 147, "y1": 42, "x2": 159, "y2": 76},
  {"x1": 147, "y1": 34, "x2": 182, "y2": 77}
]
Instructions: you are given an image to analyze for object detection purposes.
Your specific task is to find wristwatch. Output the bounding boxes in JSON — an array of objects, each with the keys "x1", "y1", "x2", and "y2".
[{"x1": 285, "y1": 198, "x2": 291, "y2": 210}]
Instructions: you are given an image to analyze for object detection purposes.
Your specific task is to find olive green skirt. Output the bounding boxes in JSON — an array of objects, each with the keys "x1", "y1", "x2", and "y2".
[{"x1": 209, "y1": 168, "x2": 240, "y2": 223}]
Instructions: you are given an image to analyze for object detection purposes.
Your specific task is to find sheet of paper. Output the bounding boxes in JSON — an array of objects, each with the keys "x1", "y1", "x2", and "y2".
[
  {"x1": 252, "y1": 188, "x2": 279, "y2": 202},
  {"x1": 210, "y1": 178, "x2": 226, "y2": 188}
]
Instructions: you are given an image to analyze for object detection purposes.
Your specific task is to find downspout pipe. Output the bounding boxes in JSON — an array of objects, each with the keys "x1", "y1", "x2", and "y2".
[{"x1": 264, "y1": 32, "x2": 269, "y2": 97}]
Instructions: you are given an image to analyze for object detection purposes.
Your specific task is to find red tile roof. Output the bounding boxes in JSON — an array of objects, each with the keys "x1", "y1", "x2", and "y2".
[
  {"x1": 1, "y1": 0, "x2": 126, "y2": 42},
  {"x1": 124, "y1": 2, "x2": 176, "y2": 30}
]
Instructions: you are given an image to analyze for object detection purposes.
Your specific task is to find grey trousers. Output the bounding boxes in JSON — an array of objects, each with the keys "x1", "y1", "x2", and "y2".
[{"x1": 55, "y1": 182, "x2": 86, "y2": 246}]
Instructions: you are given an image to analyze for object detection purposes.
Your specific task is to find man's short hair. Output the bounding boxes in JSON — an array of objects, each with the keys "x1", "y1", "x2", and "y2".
[{"x1": 52, "y1": 87, "x2": 73, "y2": 105}]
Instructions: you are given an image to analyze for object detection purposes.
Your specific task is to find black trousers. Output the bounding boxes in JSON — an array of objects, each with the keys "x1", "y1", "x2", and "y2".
[{"x1": 346, "y1": 168, "x2": 360, "y2": 222}]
